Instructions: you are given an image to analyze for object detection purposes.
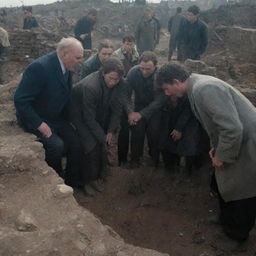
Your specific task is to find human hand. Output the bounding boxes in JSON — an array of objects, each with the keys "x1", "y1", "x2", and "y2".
[
  {"x1": 37, "y1": 122, "x2": 52, "y2": 138},
  {"x1": 106, "y1": 133, "x2": 113, "y2": 146},
  {"x1": 170, "y1": 129, "x2": 182, "y2": 141},
  {"x1": 209, "y1": 148, "x2": 224, "y2": 169},
  {"x1": 80, "y1": 34, "x2": 88, "y2": 40},
  {"x1": 128, "y1": 112, "x2": 142, "y2": 125}
]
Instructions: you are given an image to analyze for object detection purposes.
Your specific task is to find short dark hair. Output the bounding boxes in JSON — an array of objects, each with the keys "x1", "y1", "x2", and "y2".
[
  {"x1": 98, "y1": 39, "x2": 114, "y2": 52},
  {"x1": 177, "y1": 7, "x2": 182, "y2": 13},
  {"x1": 122, "y1": 34, "x2": 135, "y2": 43},
  {"x1": 139, "y1": 51, "x2": 157, "y2": 66},
  {"x1": 23, "y1": 6, "x2": 32, "y2": 13},
  {"x1": 87, "y1": 8, "x2": 97, "y2": 16},
  {"x1": 156, "y1": 63, "x2": 190, "y2": 86},
  {"x1": 102, "y1": 58, "x2": 124, "y2": 77},
  {"x1": 187, "y1": 5, "x2": 200, "y2": 15}
]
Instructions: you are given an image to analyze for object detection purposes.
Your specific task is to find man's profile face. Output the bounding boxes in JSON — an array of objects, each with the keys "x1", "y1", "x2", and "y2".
[
  {"x1": 98, "y1": 47, "x2": 113, "y2": 63},
  {"x1": 104, "y1": 72, "x2": 121, "y2": 88},
  {"x1": 123, "y1": 41, "x2": 134, "y2": 53},
  {"x1": 186, "y1": 12, "x2": 197, "y2": 23},
  {"x1": 140, "y1": 61, "x2": 156, "y2": 78},
  {"x1": 62, "y1": 45, "x2": 84, "y2": 71},
  {"x1": 162, "y1": 82, "x2": 184, "y2": 98},
  {"x1": 88, "y1": 13, "x2": 97, "y2": 23}
]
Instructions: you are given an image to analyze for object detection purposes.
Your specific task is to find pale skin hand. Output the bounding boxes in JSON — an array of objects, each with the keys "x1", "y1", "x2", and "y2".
[
  {"x1": 209, "y1": 148, "x2": 224, "y2": 169},
  {"x1": 80, "y1": 34, "x2": 88, "y2": 40},
  {"x1": 128, "y1": 112, "x2": 142, "y2": 125},
  {"x1": 37, "y1": 122, "x2": 52, "y2": 138},
  {"x1": 170, "y1": 129, "x2": 182, "y2": 141},
  {"x1": 106, "y1": 133, "x2": 113, "y2": 146}
]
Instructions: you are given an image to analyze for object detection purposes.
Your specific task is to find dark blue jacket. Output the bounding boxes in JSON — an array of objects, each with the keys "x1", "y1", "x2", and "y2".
[
  {"x1": 178, "y1": 18, "x2": 208, "y2": 58},
  {"x1": 23, "y1": 16, "x2": 39, "y2": 29},
  {"x1": 14, "y1": 51, "x2": 72, "y2": 131}
]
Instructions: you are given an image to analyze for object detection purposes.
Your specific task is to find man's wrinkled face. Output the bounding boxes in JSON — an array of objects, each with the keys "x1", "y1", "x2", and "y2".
[
  {"x1": 123, "y1": 41, "x2": 134, "y2": 53},
  {"x1": 104, "y1": 72, "x2": 121, "y2": 88},
  {"x1": 140, "y1": 61, "x2": 156, "y2": 78},
  {"x1": 162, "y1": 82, "x2": 184, "y2": 98},
  {"x1": 62, "y1": 45, "x2": 84, "y2": 71},
  {"x1": 98, "y1": 47, "x2": 113, "y2": 63},
  {"x1": 186, "y1": 11, "x2": 197, "y2": 23}
]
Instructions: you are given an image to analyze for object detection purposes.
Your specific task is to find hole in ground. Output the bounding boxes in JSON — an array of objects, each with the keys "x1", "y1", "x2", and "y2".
[{"x1": 73, "y1": 159, "x2": 233, "y2": 255}]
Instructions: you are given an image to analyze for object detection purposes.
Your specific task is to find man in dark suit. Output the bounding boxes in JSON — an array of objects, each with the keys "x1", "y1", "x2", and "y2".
[{"x1": 14, "y1": 37, "x2": 84, "y2": 187}]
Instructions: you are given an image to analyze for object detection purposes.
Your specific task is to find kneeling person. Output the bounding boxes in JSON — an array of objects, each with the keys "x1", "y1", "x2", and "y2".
[{"x1": 71, "y1": 58, "x2": 126, "y2": 196}]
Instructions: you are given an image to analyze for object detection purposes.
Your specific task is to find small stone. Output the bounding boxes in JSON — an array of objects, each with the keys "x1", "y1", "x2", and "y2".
[
  {"x1": 53, "y1": 184, "x2": 73, "y2": 198},
  {"x1": 15, "y1": 209, "x2": 37, "y2": 232}
]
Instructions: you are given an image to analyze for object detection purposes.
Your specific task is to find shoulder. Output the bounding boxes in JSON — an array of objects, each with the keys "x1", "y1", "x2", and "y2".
[{"x1": 84, "y1": 54, "x2": 98, "y2": 66}]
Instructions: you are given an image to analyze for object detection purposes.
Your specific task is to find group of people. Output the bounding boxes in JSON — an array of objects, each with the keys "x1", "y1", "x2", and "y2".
[{"x1": 13, "y1": 4, "x2": 256, "y2": 254}]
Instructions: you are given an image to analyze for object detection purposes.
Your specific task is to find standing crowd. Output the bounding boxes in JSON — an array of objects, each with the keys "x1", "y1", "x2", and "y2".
[{"x1": 13, "y1": 4, "x2": 256, "y2": 253}]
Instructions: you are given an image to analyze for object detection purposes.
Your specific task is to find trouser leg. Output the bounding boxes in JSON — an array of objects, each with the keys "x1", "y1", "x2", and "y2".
[
  {"x1": 58, "y1": 123, "x2": 84, "y2": 187},
  {"x1": 118, "y1": 112, "x2": 130, "y2": 164},
  {"x1": 213, "y1": 174, "x2": 256, "y2": 241},
  {"x1": 130, "y1": 118, "x2": 147, "y2": 163},
  {"x1": 147, "y1": 112, "x2": 162, "y2": 166},
  {"x1": 37, "y1": 132, "x2": 64, "y2": 177}
]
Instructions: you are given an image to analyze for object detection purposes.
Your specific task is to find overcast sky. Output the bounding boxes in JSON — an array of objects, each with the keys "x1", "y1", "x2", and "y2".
[{"x1": 0, "y1": 0, "x2": 161, "y2": 8}]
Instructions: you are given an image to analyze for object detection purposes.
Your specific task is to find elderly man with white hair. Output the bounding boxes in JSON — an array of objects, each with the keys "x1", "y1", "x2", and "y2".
[{"x1": 14, "y1": 37, "x2": 84, "y2": 187}]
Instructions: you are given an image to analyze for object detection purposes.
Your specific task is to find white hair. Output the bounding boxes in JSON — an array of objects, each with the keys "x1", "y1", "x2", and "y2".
[{"x1": 56, "y1": 37, "x2": 83, "y2": 53}]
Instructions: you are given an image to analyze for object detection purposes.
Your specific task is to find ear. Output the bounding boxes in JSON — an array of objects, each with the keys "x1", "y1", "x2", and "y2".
[{"x1": 173, "y1": 79, "x2": 180, "y2": 86}]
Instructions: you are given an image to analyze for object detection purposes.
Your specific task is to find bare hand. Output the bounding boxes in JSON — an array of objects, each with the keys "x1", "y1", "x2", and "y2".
[
  {"x1": 106, "y1": 133, "x2": 113, "y2": 146},
  {"x1": 37, "y1": 122, "x2": 52, "y2": 138},
  {"x1": 209, "y1": 148, "x2": 224, "y2": 169},
  {"x1": 170, "y1": 129, "x2": 182, "y2": 141},
  {"x1": 128, "y1": 112, "x2": 142, "y2": 125},
  {"x1": 80, "y1": 34, "x2": 88, "y2": 40}
]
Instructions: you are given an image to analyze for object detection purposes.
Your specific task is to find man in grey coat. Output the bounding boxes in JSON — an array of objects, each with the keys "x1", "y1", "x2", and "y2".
[
  {"x1": 70, "y1": 58, "x2": 127, "y2": 196},
  {"x1": 156, "y1": 63, "x2": 256, "y2": 252}
]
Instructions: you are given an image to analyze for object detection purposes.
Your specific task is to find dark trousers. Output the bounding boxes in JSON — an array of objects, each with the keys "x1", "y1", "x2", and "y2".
[
  {"x1": 118, "y1": 112, "x2": 130, "y2": 164},
  {"x1": 35, "y1": 123, "x2": 83, "y2": 186},
  {"x1": 83, "y1": 143, "x2": 108, "y2": 183},
  {"x1": 212, "y1": 174, "x2": 256, "y2": 241},
  {"x1": 130, "y1": 112, "x2": 161, "y2": 164}
]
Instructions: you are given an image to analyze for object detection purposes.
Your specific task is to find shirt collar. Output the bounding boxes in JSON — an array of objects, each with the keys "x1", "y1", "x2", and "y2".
[{"x1": 57, "y1": 53, "x2": 66, "y2": 74}]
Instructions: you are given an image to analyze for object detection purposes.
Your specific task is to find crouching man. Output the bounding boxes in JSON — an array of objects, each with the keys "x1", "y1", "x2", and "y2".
[
  {"x1": 156, "y1": 63, "x2": 256, "y2": 252},
  {"x1": 14, "y1": 37, "x2": 84, "y2": 186},
  {"x1": 70, "y1": 58, "x2": 126, "y2": 196}
]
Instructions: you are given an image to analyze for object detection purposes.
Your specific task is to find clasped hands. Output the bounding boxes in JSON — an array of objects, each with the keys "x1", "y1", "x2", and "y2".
[{"x1": 128, "y1": 112, "x2": 142, "y2": 125}]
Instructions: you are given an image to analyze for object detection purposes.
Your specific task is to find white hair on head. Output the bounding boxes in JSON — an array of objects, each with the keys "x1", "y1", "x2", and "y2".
[{"x1": 56, "y1": 37, "x2": 83, "y2": 53}]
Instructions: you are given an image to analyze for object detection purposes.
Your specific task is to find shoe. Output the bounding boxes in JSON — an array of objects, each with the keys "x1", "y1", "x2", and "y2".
[
  {"x1": 83, "y1": 184, "x2": 96, "y2": 197},
  {"x1": 211, "y1": 234, "x2": 247, "y2": 252},
  {"x1": 90, "y1": 180, "x2": 104, "y2": 192}
]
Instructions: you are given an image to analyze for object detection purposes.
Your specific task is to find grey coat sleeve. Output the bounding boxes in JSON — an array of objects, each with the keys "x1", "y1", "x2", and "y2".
[
  {"x1": 81, "y1": 86, "x2": 106, "y2": 144},
  {"x1": 139, "y1": 90, "x2": 168, "y2": 120},
  {"x1": 195, "y1": 85, "x2": 243, "y2": 163}
]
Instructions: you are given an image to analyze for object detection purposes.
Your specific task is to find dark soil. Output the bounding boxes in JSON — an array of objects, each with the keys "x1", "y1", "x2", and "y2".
[{"x1": 74, "y1": 148, "x2": 256, "y2": 256}]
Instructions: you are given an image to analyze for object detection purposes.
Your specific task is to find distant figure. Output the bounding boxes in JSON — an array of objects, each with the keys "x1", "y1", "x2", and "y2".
[
  {"x1": 177, "y1": 5, "x2": 208, "y2": 62},
  {"x1": 23, "y1": 6, "x2": 39, "y2": 30},
  {"x1": 135, "y1": 7, "x2": 159, "y2": 54},
  {"x1": 81, "y1": 39, "x2": 114, "y2": 79},
  {"x1": 112, "y1": 34, "x2": 139, "y2": 167},
  {"x1": 14, "y1": 37, "x2": 84, "y2": 187},
  {"x1": 74, "y1": 8, "x2": 97, "y2": 50},
  {"x1": 112, "y1": 34, "x2": 139, "y2": 77},
  {"x1": 167, "y1": 7, "x2": 185, "y2": 61},
  {"x1": 0, "y1": 26, "x2": 10, "y2": 61}
]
